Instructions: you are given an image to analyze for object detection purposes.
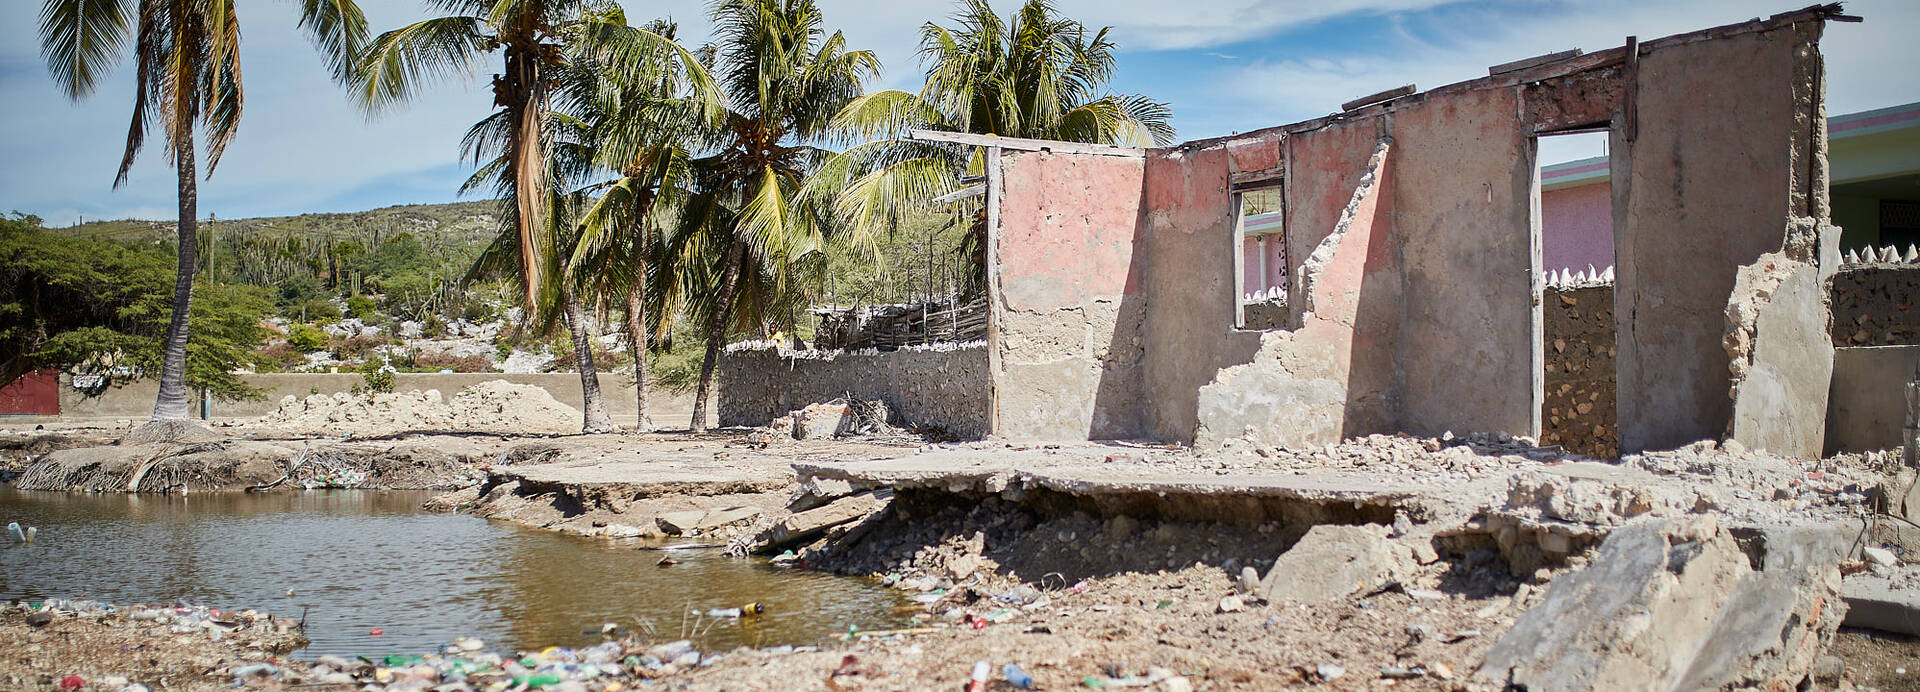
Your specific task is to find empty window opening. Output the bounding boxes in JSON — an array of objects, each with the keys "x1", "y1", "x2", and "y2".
[
  {"x1": 1235, "y1": 185, "x2": 1287, "y2": 330},
  {"x1": 1535, "y1": 129, "x2": 1618, "y2": 458}
]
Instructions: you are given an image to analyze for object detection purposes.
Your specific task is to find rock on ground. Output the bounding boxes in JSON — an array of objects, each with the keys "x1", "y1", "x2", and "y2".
[
  {"x1": 1478, "y1": 516, "x2": 1843, "y2": 691},
  {"x1": 1259, "y1": 523, "x2": 1415, "y2": 603}
]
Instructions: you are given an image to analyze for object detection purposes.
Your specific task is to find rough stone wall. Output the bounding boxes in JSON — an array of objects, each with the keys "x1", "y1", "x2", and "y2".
[
  {"x1": 1241, "y1": 299, "x2": 1289, "y2": 330},
  {"x1": 717, "y1": 344, "x2": 990, "y2": 438},
  {"x1": 991, "y1": 151, "x2": 1149, "y2": 440},
  {"x1": 1391, "y1": 86, "x2": 1541, "y2": 438},
  {"x1": 1616, "y1": 24, "x2": 1829, "y2": 454},
  {"x1": 1830, "y1": 265, "x2": 1920, "y2": 346},
  {"x1": 1541, "y1": 285, "x2": 1618, "y2": 458}
]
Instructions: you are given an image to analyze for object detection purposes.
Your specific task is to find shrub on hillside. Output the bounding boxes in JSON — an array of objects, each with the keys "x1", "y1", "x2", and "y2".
[
  {"x1": 345, "y1": 294, "x2": 378, "y2": 320},
  {"x1": 253, "y1": 342, "x2": 307, "y2": 371},
  {"x1": 286, "y1": 323, "x2": 330, "y2": 352},
  {"x1": 332, "y1": 333, "x2": 388, "y2": 360},
  {"x1": 413, "y1": 350, "x2": 493, "y2": 373}
]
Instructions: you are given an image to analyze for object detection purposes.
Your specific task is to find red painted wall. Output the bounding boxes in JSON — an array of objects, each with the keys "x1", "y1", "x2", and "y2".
[{"x1": 0, "y1": 370, "x2": 60, "y2": 415}]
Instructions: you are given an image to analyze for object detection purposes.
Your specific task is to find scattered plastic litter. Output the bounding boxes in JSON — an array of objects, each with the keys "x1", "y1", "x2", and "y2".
[
  {"x1": 968, "y1": 660, "x2": 991, "y2": 692},
  {"x1": 1004, "y1": 662, "x2": 1033, "y2": 688}
]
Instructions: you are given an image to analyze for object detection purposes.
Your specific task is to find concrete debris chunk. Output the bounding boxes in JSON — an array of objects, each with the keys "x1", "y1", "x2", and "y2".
[
  {"x1": 1478, "y1": 516, "x2": 1843, "y2": 692},
  {"x1": 754, "y1": 489, "x2": 894, "y2": 551},
  {"x1": 792, "y1": 402, "x2": 853, "y2": 440},
  {"x1": 1670, "y1": 563, "x2": 1845, "y2": 691},
  {"x1": 787, "y1": 476, "x2": 856, "y2": 512},
  {"x1": 1259, "y1": 523, "x2": 1412, "y2": 603}
]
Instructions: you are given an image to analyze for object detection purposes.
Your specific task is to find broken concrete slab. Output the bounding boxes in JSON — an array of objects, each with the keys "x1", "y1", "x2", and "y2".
[
  {"x1": 655, "y1": 510, "x2": 708, "y2": 535},
  {"x1": 1726, "y1": 255, "x2": 1833, "y2": 459},
  {"x1": 1671, "y1": 565, "x2": 1845, "y2": 691},
  {"x1": 1259, "y1": 523, "x2": 1412, "y2": 603},
  {"x1": 755, "y1": 489, "x2": 894, "y2": 551},
  {"x1": 696, "y1": 506, "x2": 763, "y2": 530},
  {"x1": 1841, "y1": 574, "x2": 1920, "y2": 636},
  {"x1": 1478, "y1": 517, "x2": 1751, "y2": 690},
  {"x1": 787, "y1": 476, "x2": 855, "y2": 512}
]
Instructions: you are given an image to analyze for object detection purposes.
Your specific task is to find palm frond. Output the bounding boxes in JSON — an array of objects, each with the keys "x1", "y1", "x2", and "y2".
[
  {"x1": 38, "y1": 0, "x2": 133, "y2": 99},
  {"x1": 349, "y1": 15, "x2": 490, "y2": 114},
  {"x1": 296, "y1": 0, "x2": 369, "y2": 82}
]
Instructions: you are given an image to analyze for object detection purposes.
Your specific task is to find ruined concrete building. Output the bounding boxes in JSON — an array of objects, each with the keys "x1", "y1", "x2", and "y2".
[{"x1": 726, "y1": 5, "x2": 1873, "y2": 459}]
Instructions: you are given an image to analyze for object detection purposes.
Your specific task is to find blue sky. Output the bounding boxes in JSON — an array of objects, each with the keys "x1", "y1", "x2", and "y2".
[{"x1": 2, "y1": 0, "x2": 1915, "y2": 225}]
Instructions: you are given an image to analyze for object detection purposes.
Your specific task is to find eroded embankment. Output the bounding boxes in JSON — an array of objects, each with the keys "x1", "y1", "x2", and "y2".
[{"x1": 13, "y1": 435, "x2": 494, "y2": 493}]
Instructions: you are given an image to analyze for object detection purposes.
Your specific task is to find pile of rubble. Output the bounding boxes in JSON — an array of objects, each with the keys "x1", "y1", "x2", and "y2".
[
  {"x1": 743, "y1": 399, "x2": 905, "y2": 446},
  {"x1": 256, "y1": 380, "x2": 581, "y2": 436}
]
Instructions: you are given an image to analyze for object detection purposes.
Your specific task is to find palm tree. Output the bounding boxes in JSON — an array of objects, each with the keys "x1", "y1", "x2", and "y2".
[
  {"x1": 39, "y1": 0, "x2": 367, "y2": 427},
  {"x1": 816, "y1": 0, "x2": 1174, "y2": 290},
  {"x1": 670, "y1": 0, "x2": 879, "y2": 433},
  {"x1": 566, "y1": 20, "x2": 708, "y2": 433},
  {"x1": 350, "y1": 0, "x2": 714, "y2": 325},
  {"x1": 354, "y1": 2, "x2": 714, "y2": 433}
]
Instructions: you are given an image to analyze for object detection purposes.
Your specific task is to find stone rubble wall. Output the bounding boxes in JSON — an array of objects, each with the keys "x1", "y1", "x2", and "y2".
[
  {"x1": 1830, "y1": 264, "x2": 1920, "y2": 347},
  {"x1": 1541, "y1": 284, "x2": 1618, "y2": 458},
  {"x1": 718, "y1": 343, "x2": 990, "y2": 439}
]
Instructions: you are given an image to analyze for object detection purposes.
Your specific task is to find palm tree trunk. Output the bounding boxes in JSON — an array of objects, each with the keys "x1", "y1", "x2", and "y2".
[
  {"x1": 625, "y1": 267, "x2": 653, "y2": 433},
  {"x1": 563, "y1": 288, "x2": 615, "y2": 434},
  {"x1": 151, "y1": 139, "x2": 199, "y2": 422},
  {"x1": 690, "y1": 238, "x2": 746, "y2": 433}
]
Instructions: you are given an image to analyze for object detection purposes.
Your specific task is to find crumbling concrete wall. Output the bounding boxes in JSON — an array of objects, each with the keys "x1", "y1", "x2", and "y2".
[
  {"x1": 1194, "y1": 138, "x2": 1396, "y2": 448},
  {"x1": 1824, "y1": 345, "x2": 1920, "y2": 453},
  {"x1": 1542, "y1": 284, "x2": 1618, "y2": 458},
  {"x1": 1138, "y1": 145, "x2": 1263, "y2": 441},
  {"x1": 718, "y1": 344, "x2": 989, "y2": 438},
  {"x1": 1616, "y1": 22, "x2": 1833, "y2": 454},
  {"x1": 981, "y1": 9, "x2": 1839, "y2": 451},
  {"x1": 1392, "y1": 86, "x2": 1541, "y2": 438},
  {"x1": 1726, "y1": 254, "x2": 1834, "y2": 457},
  {"x1": 991, "y1": 151, "x2": 1150, "y2": 440}
]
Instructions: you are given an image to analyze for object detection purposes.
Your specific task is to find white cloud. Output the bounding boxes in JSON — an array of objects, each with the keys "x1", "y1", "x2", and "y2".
[
  {"x1": 1208, "y1": 0, "x2": 1920, "y2": 161},
  {"x1": 1049, "y1": 0, "x2": 1467, "y2": 50}
]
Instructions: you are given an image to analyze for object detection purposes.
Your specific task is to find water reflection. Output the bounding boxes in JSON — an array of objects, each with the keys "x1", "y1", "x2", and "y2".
[{"x1": 0, "y1": 488, "x2": 907, "y2": 658}]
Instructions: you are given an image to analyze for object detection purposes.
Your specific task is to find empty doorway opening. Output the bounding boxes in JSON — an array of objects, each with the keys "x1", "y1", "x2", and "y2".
[{"x1": 1535, "y1": 129, "x2": 1618, "y2": 458}]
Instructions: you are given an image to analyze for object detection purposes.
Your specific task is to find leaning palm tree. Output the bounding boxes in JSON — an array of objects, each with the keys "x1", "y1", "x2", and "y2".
[
  {"x1": 815, "y1": 0, "x2": 1174, "y2": 290},
  {"x1": 354, "y1": 2, "x2": 715, "y2": 433},
  {"x1": 39, "y1": 0, "x2": 366, "y2": 429},
  {"x1": 670, "y1": 0, "x2": 879, "y2": 433},
  {"x1": 350, "y1": 0, "x2": 714, "y2": 325}
]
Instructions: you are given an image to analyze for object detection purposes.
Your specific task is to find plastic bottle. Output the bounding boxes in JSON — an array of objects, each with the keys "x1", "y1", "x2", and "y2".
[
  {"x1": 968, "y1": 661, "x2": 990, "y2": 692},
  {"x1": 1004, "y1": 663, "x2": 1033, "y2": 689}
]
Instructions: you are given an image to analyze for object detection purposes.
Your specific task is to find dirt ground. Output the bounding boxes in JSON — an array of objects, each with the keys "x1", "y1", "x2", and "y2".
[{"x1": 0, "y1": 605, "x2": 305, "y2": 691}]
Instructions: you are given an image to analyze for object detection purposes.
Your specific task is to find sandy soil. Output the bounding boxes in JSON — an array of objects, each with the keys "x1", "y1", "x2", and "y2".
[{"x1": 0, "y1": 605, "x2": 305, "y2": 691}]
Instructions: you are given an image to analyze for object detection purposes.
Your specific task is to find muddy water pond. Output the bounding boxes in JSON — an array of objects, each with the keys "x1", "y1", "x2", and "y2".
[{"x1": 0, "y1": 488, "x2": 909, "y2": 658}]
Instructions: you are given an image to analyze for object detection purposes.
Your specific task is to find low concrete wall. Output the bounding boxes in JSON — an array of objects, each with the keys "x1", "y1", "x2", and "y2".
[
  {"x1": 1542, "y1": 285, "x2": 1618, "y2": 458},
  {"x1": 1826, "y1": 345, "x2": 1920, "y2": 453},
  {"x1": 1830, "y1": 265, "x2": 1920, "y2": 346},
  {"x1": 57, "y1": 372, "x2": 700, "y2": 425},
  {"x1": 718, "y1": 344, "x2": 989, "y2": 438}
]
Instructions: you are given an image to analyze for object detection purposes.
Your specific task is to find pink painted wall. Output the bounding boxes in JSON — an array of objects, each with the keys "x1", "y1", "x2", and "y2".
[
  {"x1": 1240, "y1": 235, "x2": 1286, "y2": 294},
  {"x1": 1542, "y1": 182, "x2": 1614, "y2": 273}
]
